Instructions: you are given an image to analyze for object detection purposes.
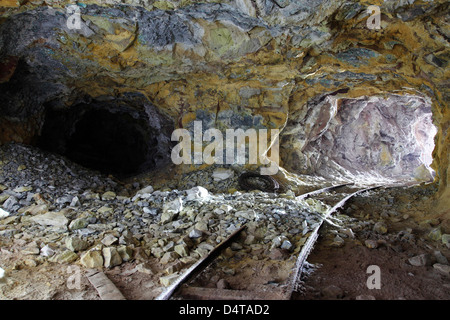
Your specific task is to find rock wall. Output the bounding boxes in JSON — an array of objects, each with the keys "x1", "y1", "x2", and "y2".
[{"x1": 0, "y1": 1, "x2": 448, "y2": 215}]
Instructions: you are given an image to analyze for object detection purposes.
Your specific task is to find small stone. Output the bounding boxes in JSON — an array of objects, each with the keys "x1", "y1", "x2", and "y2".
[
  {"x1": 194, "y1": 221, "x2": 208, "y2": 232},
  {"x1": 222, "y1": 247, "x2": 235, "y2": 258},
  {"x1": 280, "y1": 240, "x2": 293, "y2": 251},
  {"x1": 185, "y1": 186, "x2": 209, "y2": 201},
  {"x1": 160, "y1": 273, "x2": 179, "y2": 286},
  {"x1": 428, "y1": 227, "x2": 442, "y2": 241},
  {"x1": 13, "y1": 186, "x2": 32, "y2": 193},
  {"x1": 17, "y1": 165, "x2": 26, "y2": 171},
  {"x1": 161, "y1": 198, "x2": 183, "y2": 224},
  {"x1": 222, "y1": 267, "x2": 235, "y2": 275},
  {"x1": 0, "y1": 267, "x2": 5, "y2": 282},
  {"x1": 101, "y1": 191, "x2": 116, "y2": 201},
  {"x1": 101, "y1": 234, "x2": 118, "y2": 246},
  {"x1": 136, "y1": 185, "x2": 154, "y2": 196},
  {"x1": 212, "y1": 168, "x2": 234, "y2": 181},
  {"x1": 0, "y1": 194, "x2": 10, "y2": 205},
  {"x1": 442, "y1": 234, "x2": 450, "y2": 248},
  {"x1": 322, "y1": 285, "x2": 344, "y2": 299},
  {"x1": 80, "y1": 250, "x2": 104, "y2": 269},
  {"x1": 70, "y1": 196, "x2": 81, "y2": 207},
  {"x1": 151, "y1": 247, "x2": 164, "y2": 258},
  {"x1": 65, "y1": 236, "x2": 89, "y2": 252},
  {"x1": 30, "y1": 211, "x2": 69, "y2": 227},
  {"x1": 24, "y1": 204, "x2": 48, "y2": 216},
  {"x1": 174, "y1": 244, "x2": 189, "y2": 257},
  {"x1": 189, "y1": 229, "x2": 203, "y2": 239},
  {"x1": 163, "y1": 241, "x2": 175, "y2": 252},
  {"x1": 40, "y1": 244, "x2": 57, "y2": 257},
  {"x1": 365, "y1": 239, "x2": 378, "y2": 249},
  {"x1": 408, "y1": 254, "x2": 433, "y2": 267},
  {"x1": 117, "y1": 245, "x2": 133, "y2": 262},
  {"x1": 119, "y1": 230, "x2": 138, "y2": 246},
  {"x1": 137, "y1": 262, "x2": 154, "y2": 275},
  {"x1": 2, "y1": 196, "x2": 17, "y2": 211},
  {"x1": 69, "y1": 218, "x2": 88, "y2": 230},
  {"x1": 0, "y1": 208, "x2": 9, "y2": 219},
  {"x1": 165, "y1": 261, "x2": 184, "y2": 275},
  {"x1": 133, "y1": 247, "x2": 149, "y2": 261},
  {"x1": 373, "y1": 221, "x2": 388, "y2": 234},
  {"x1": 51, "y1": 250, "x2": 79, "y2": 264},
  {"x1": 433, "y1": 263, "x2": 450, "y2": 275},
  {"x1": 340, "y1": 228, "x2": 355, "y2": 239},
  {"x1": 143, "y1": 207, "x2": 158, "y2": 216},
  {"x1": 22, "y1": 244, "x2": 40, "y2": 255},
  {"x1": 97, "y1": 206, "x2": 113, "y2": 215},
  {"x1": 103, "y1": 247, "x2": 122, "y2": 268},
  {"x1": 230, "y1": 242, "x2": 243, "y2": 251},
  {"x1": 434, "y1": 251, "x2": 448, "y2": 265},
  {"x1": 160, "y1": 252, "x2": 179, "y2": 265}
]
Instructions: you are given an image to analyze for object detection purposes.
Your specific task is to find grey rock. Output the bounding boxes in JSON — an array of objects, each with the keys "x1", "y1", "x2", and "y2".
[
  {"x1": 30, "y1": 211, "x2": 69, "y2": 228},
  {"x1": 50, "y1": 250, "x2": 79, "y2": 264},
  {"x1": 364, "y1": 239, "x2": 378, "y2": 249},
  {"x1": 434, "y1": 251, "x2": 448, "y2": 265},
  {"x1": 80, "y1": 250, "x2": 104, "y2": 269},
  {"x1": 101, "y1": 234, "x2": 118, "y2": 246},
  {"x1": 373, "y1": 221, "x2": 388, "y2": 234},
  {"x1": 136, "y1": 262, "x2": 154, "y2": 275},
  {"x1": 408, "y1": 254, "x2": 433, "y2": 267},
  {"x1": 65, "y1": 236, "x2": 89, "y2": 252},
  {"x1": 433, "y1": 263, "x2": 450, "y2": 276},
  {"x1": 0, "y1": 208, "x2": 9, "y2": 218},
  {"x1": 189, "y1": 228, "x2": 203, "y2": 239},
  {"x1": 40, "y1": 244, "x2": 57, "y2": 257},
  {"x1": 103, "y1": 247, "x2": 123, "y2": 268},
  {"x1": 117, "y1": 245, "x2": 133, "y2": 262},
  {"x1": 2, "y1": 196, "x2": 17, "y2": 211},
  {"x1": 174, "y1": 243, "x2": 189, "y2": 257},
  {"x1": 280, "y1": 240, "x2": 293, "y2": 251},
  {"x1": 442, "y1": 234, "x2": 450, "y2": 248},
  {"x1": 69, "y1": 218, "x2": 88, "y2": 230},
  {"x1": 428, "y1": 227, "x2": 442, "y2": 241}
]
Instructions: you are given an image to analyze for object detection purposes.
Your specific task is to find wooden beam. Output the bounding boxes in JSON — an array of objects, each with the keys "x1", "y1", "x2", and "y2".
[{"x1": 85, "y1": 269, "x2": 126, "y2": 300}]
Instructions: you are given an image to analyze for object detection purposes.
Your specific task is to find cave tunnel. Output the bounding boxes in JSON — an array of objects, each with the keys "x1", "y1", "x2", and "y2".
[
  {"x1": 282, "y1": 94, "x2": 438, "y2": 185},
  {"x1": 37, "y1": 102, "x2": 168, "y2": 178}
]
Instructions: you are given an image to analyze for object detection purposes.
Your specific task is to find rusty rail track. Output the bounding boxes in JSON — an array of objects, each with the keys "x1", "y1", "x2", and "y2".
[{"x1": 156, "y1": 184, "x2": 382, "y2": 301}]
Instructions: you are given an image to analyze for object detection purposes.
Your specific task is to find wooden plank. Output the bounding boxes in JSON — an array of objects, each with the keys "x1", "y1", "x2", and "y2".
[
  {"x1": 85, "y1": 269, "x2": 126, "y2": 300},
  {"x1": 178, "y1": 287, "x2": 285, "y2": 300}
]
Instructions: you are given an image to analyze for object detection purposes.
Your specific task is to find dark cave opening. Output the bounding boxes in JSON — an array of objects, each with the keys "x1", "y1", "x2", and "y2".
[{"x1": 37, "y1": 104, "x2": 160, "y2": 178}]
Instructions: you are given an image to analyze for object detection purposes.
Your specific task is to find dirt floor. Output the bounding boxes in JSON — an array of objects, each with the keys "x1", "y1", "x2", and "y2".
[
  {"x1": 294, "y1": 240, "x2": 449, "y2": 300},
  {"x1": 293, "y1": 224, "x2": 450, "y2": 300}
]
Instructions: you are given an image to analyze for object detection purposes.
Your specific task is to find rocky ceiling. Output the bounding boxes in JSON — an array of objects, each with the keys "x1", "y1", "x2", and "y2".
[{"x1": 0, "y1": 0, "x2": 449, "y2": 216}]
